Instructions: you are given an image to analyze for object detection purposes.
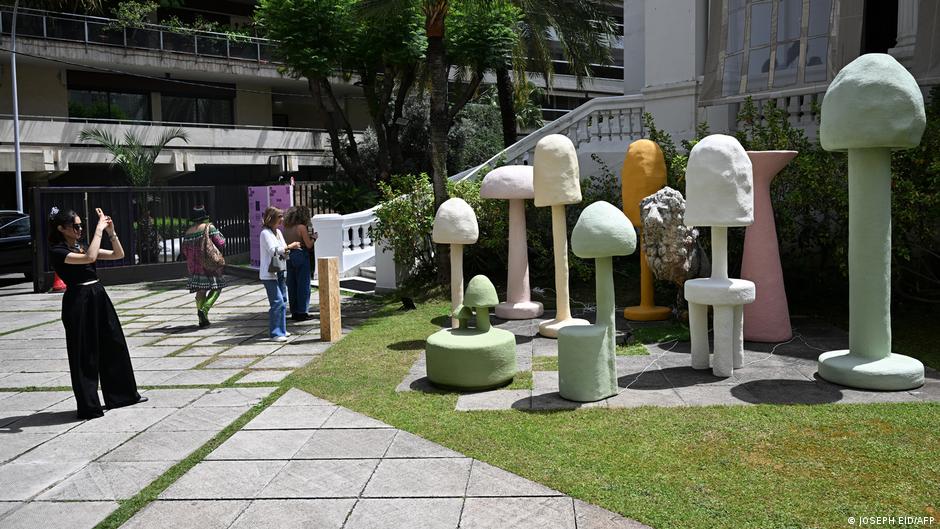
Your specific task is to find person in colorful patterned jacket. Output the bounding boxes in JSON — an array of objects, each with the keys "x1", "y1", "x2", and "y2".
[{"x1": 182, "y1": 206, "x2": 225, "y2": 327}]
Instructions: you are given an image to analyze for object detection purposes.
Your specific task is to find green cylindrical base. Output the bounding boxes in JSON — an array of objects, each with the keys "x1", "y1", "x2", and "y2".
[
  {"x1": 818, "y1": 349, "x2": 925, "y2": 391},
  {"x1": 426, "y1": 328, "x2": 517, "y2": 391},
  {"x1": 558, "y1": 324, "x2": 617, "y2": 402}
]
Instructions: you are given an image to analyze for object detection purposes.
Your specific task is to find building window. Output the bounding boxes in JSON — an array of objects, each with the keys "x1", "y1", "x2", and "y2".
[
  {"x1": 720, "y1": 0, "x2": 834, "y2": 96},
  {"x1": 162, "y1": 95, "x2": 234, "y2": 125},
  {"x1": 68, "y1": 89, "x2": 151, "y2": 121}
]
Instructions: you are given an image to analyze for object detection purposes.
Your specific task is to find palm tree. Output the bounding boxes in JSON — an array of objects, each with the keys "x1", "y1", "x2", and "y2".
[
  {"x1": 78, "y1": 127, "x2": 189, "y2": 262},
  {"x1": 78, "y1": 127, "x2": 189, "y2": 187}
]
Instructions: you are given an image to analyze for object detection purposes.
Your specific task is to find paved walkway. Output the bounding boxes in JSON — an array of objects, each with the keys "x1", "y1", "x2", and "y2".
[
  {"x1": 398, "y1": 312, "x2": 940, "y2": 410},
  {"x1": 0, "y1": 277, "x2": 649, "y2": 529}
]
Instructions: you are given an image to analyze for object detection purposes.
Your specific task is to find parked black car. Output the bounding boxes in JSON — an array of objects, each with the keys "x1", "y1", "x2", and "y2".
[{"x1": 0, "y1": 211, "x2": 31, "y2": 279}]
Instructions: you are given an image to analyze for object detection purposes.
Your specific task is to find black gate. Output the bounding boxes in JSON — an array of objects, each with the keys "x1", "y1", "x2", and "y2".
[{"x1": 30, "y1": 186, "x2": 248, "y2": 292}]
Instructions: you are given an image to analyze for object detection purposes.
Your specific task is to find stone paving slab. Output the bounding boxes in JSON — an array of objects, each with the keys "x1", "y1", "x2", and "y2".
[
  {"x1": 236, "y1": 370, "x2": 291, "y2": 383},
  {"x1": 131, "y1": 389, "x2": 649, "y2": 528},
  {"x1": 38, "y1": 461, "x2": 175, "y2": 500},
  {"x1": 0, "y1": 500, "x2": 118, "y2": 529}
]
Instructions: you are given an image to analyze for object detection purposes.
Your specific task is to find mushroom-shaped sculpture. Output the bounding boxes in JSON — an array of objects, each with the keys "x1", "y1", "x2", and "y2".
[
  {"x1": 425, "y1": 275, "x2": 518, "y2": 390},
  {"x1": 432, "y1": 197, "x2": 479, "y2": 328},
  {"x1": 683, "y1": 134, "x2": 756, "y2": 378},
  {"x1": 533, "y1": 134, "x2": 590, "y2": 337},
  {"x1": 621, "y1": 139, "x2": 671, "y2": 321},
  {"x1": 816, "y1": 53, "x2": 926, "y2": 391},
  {"x1": 481, "y1": 165, "x2": 544, "y2": 319},
  {"x1": 557, "y1": 202, "x2": 637, "y2": 402}
]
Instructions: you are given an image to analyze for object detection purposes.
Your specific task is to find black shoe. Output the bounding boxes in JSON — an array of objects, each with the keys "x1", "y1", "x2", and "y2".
[
  {"x1": 105, "y1": 396, "x2": 148, "y2": 410},
  {"x1": 198, "y1": 311, "x2": 210, "y2": 328}
]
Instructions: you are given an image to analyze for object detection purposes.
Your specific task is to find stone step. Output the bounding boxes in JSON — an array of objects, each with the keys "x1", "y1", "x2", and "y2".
[{"x1": 359, "y1": 266, "x2": 376, "y2": 280}]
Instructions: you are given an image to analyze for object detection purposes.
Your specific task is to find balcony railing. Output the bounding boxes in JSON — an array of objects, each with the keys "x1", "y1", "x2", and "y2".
[{"x1": 0, "y1": 7, "x2": 276, "y2": 63}]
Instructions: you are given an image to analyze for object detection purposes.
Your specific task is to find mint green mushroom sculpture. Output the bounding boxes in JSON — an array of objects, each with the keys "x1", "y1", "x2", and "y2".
[
  {"x1": 558, "y1": 202, "x2": 637, "y2": 402},
  {"x1": 425, "y1": 275, "x2": 518, "y2": 391},
  {"x1": 816, "y1": 53, "x2": 926, "y2": 391}
]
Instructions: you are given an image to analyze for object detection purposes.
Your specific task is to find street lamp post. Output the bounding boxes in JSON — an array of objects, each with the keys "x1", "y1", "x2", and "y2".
[{"x1": 11, "y1": 0, "x2": 23, "y2": 213}]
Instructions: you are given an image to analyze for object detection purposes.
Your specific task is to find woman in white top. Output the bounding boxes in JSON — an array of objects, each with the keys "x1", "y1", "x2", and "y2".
[{"x1": 259, "y1": 207, "x2": 301, "y2": 341}]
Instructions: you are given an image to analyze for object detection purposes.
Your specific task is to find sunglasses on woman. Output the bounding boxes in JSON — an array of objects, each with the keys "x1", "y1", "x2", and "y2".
[{"x1": 72, "y1": 223, "x2": 83, "y2": 231}]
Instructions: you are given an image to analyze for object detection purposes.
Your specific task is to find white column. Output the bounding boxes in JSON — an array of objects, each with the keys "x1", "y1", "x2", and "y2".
[
  {"x1": 888, "y1": 0, "x2": 918, "y2": 66},
  {"x1": 312, "y1": 213, "x2": 344, "y2": 280}
]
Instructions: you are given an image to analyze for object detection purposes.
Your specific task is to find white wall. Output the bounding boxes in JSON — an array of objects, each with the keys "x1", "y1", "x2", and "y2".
[
  {"x1": 623, "y1": 0, "x2": 646, "y2": 94},
  {"x1": 0, "y1": 63, "x2": 68, "y2": 117},
  {"x1": 235, "y1": 84, "x2": 273, "y2": 127}
]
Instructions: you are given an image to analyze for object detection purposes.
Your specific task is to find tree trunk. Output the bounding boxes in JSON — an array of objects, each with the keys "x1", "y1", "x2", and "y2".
[
  {"x1": 309, "y1": 78, "x2": 359, "y2": 181},
  {"x1": 495, "y1": 65, "x2": 517, "y2": 148},
  {"x1": 428, "y1": 33, "x2": 450, "y2": 283},
  {"x1": 361, "y1": 78, "x2": 391, "y2": 185}
]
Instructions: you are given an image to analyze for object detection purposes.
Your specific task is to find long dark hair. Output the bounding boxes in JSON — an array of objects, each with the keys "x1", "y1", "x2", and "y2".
[
  {"x1": 47, "y1": 207, "x2": 80, "y2": 246},
  {"x1": 284, "y1": 206, "x2": 311, "y2": 228}
]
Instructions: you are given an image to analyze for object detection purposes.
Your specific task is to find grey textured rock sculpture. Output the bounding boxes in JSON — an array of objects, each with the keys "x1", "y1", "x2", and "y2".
[{"x1": 639, "y1": 186, "x2": 709, "y2": 286}]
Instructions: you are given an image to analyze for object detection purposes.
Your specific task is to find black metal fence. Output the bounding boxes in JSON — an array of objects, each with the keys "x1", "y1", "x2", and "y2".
[
  {"x1": 293, "y1": 182, "x2": 335, "y2": 216},
  {"x1": 30, "y1": 186, "x2": 249, "y2": 292}
]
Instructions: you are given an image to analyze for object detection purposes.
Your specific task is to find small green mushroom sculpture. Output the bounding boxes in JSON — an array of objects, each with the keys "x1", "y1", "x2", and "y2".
[
  {"x1": 425, "y1": 275, "x2": 518, "y2": 391},
  {"x1": 557, "y1": 202, "x2": 637, "y2": 402}
]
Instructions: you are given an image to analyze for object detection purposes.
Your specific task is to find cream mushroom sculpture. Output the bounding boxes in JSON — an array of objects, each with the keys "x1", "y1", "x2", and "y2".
[
  {"x1": 533, "y1": 134, "x2": 590, "y2": 338},
  {"x1": 480, "y1": 165, "x2": 544, "y2": 319},
  {"x1": 683, "y1": 134, "x2": 756, "y2": 378},
  {"x1": 558, "y1": 201, "x2": 637, "y2": 402},
  {"x1": 816, "y1": 53, "x2": 926, "y2": 390},
  {"x1": 432, "y1": 197, "x2": 479, "y2": 328}
]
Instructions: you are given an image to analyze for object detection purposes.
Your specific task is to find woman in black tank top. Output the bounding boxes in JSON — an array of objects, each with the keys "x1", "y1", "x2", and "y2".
[{"x1": 47, "y1": 207, "x2": 145, "y2": 419}]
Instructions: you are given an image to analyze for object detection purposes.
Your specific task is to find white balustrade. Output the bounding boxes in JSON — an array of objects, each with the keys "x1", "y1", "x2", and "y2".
[
  {"x1": 312, "y1": 207, "x2": 379, "y2": 279},
  {"x1": 699, "y1": 85, "x2": 827, "y2": 141}
]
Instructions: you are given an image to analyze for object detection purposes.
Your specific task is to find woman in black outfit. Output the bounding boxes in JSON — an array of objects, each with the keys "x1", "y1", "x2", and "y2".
[{"x1": 48, "y1": 206, "x2": 146, "y2": 419}]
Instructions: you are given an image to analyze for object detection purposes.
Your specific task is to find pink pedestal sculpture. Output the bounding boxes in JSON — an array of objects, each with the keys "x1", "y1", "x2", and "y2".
[{"x1": 741, "y1": 151, "x2": 797, "y2": 343}]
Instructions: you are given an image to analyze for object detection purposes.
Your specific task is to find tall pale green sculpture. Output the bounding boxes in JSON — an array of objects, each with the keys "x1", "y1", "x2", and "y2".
[
  {"x1": 817, "y1": 53, "x2": 926, "y2": 390},
  {"x1": 558, "y1": 201, "x2": 637, "y2": 402},
  {"x1": 425, "y1": 275, "x2": 518, "y2": 390}
]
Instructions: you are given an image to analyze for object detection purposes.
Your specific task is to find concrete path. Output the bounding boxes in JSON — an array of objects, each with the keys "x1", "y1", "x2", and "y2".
[
  {"x1": 0, "y1": 277, "x2": 651, "y2": 528},
  {"x1": 398, "y1": 312, "x2": 940, "y2": 410},
  {"x1": 120, "y1": 389, "x2": 648, "y2": 529}
]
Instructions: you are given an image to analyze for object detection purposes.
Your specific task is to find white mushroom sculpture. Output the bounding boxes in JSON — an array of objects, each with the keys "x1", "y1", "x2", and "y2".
[
  {"x1": 432, "y1": 197, "x2": 479, "y2": 327},
  {"x1": 480, "y1": 165, "x2": 544, "y2": 320},
  {"x1": 533, "y1": 134, "x2": 589, "y2": 338}
]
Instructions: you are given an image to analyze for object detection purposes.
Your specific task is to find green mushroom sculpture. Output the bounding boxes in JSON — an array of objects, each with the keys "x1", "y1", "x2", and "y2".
[
  {"x1": 558, "y1": 201, "x2": 637, "y2": 402},
  {"x1": 425, "y1": 275, "x2": 518, "y2": 391},
  {"x1": 816, "y1": 53, "x2": 926, "y2": 390}
]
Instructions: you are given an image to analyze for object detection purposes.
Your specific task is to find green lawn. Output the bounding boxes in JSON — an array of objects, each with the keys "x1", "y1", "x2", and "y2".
[{"x1": 286, "y1": 298, "x2": 940, "y2": 529}]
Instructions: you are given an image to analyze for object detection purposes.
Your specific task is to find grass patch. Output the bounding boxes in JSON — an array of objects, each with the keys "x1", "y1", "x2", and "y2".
[
  {"x1": 285, "y1": 297, "x2": 940, "y2": 529},
  {"x1": 532, "y1": 356, "x2": 558, "y2": 371},
  {"x1": 616, "y1": 341, "x2": 649, "y2": 356},
  {"x1": 631, "y1": 323, "x2": 690, "y2": 344},
  {"x1": 506, "y1": 371, "x2": 533, "y2": 390},
  {"x1": 93, "y1": 386, "x2": 287, "y2": 529}
]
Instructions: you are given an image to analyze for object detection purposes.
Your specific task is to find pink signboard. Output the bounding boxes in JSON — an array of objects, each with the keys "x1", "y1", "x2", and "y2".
[{"x1": 248, "y1": 184, "x2": 293, "y2": 268}]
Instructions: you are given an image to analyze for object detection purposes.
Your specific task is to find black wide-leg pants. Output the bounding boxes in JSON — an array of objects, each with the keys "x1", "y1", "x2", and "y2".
[{"x1": 62, "y1": 282, "x2": 141, "y2": 419}]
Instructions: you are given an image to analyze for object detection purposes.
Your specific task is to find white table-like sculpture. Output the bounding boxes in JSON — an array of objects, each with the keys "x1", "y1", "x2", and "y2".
[
  {"x1": 683, "y1": 134, "x2": 756, "y2": 377},
  {"x1": 432, "y1": 197, "x2": 479, "y2": 328},
  {"x1": 533, "y1": 134, "x2": 589, "y2": 338},
  {"x1": 480, "y1": 165, "x2": 544, "y2": 319}
]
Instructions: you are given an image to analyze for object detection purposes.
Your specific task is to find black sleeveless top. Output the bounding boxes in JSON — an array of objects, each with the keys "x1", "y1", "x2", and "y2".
[{"x1": 49, "y1": 242, "x2": 98, "y2": 287}]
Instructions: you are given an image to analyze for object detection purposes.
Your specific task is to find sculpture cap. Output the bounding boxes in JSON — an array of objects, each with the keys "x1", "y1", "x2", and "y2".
[
  {"x1": 480, "y1": 165, "x2": 535, "y2": 200},
  {"x1": 621, "y1": 139, "x2": 667, "y2": 225},
  {"x1": 464, "y1": 275, "x2": 499, "y2": 308},
  {"x1": 571, "y1": 201, "x2": 637, "y2": 258},
  {"x1": 821, "y1": 53, "x2": 926, "y2": 152},
  {"x1": 533, "y1": 134, "x2": 582, "y2": 207},
  {"x1": 432, "y1": 197, "x2": 479, "y2": 244},
  {"x1": 684, "y1": 134, "x2": 753, "y2": 227}
]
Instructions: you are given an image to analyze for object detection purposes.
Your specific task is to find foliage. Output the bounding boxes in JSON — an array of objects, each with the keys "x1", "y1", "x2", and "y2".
[
  {"x1": 446, "y1": 1, "x2": 520, "y2": 74},
  {"x1": 477, "y1": 82, "x2": 545, "y2": 131},
  {"x1": 311, "y1": 179, "x2": 378, "y2": 214},
  {"x1": 78, "y1": 127, "x2": 189, "y2": 187},
  {"x1": 109, "y1": 0, "x2": 158, "y2": 29},
  {"x1": 643, "y1": 112, "x2": 709, "y2": 189},
  {"x1": 447, "y1": 103, "x2": 505, "y2": 174},
  {"x1": 373, "y1": 173, "x2": 436, "y2": 281}
]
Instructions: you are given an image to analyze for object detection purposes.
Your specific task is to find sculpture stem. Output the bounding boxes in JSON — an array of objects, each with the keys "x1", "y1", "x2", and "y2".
[
  {"x1": 506, "y1": 198, "x2": 530, "y2": 304},
  {"x1": 551, "y1": 204, "x2": 571, "y2": 320},
  {"x1": 476, "y1": 307, "x2": 491, "y2": 332},
  {"x1": 848, "y1": 147, "x2": 891, "y2": 360},
  {"x1": 595, "y1": 256, "x2": 617, "y2": 392},
  {"x1": 450, "y1": 243, "x2": 463, "y2": 328},
  {"x1": 711, "y1": 226, "x2": 728, "y2": 280}
]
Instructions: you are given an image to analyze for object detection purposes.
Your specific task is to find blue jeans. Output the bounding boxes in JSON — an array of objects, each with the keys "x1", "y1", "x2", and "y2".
[
  {"x1": 286, "y1": 249, "x2": 311, "y2": 317},
  {"x1": 262, "y1": 272, "x2": 288, "y2": 338}
]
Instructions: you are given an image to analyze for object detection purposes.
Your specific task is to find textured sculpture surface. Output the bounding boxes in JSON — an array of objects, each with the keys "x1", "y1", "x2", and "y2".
[
  {"x1": 640, "y1": 187, "x2": 709, "y2": 286},
  {"x1": 559, "y1": 202, "x2": 636, "y2": 402},
  {"x1": 816, "y1": 53, "x2": 926, "y2": 390},
  {"x1": 432, "y1": 197, "x2": 479, "y2": 328},
  {"x1": 425, "y1": 275, "x2": 517, "y2": 390},
  {"x1": 684, "y1": 134, "x2": 754, "y2": 227}
]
